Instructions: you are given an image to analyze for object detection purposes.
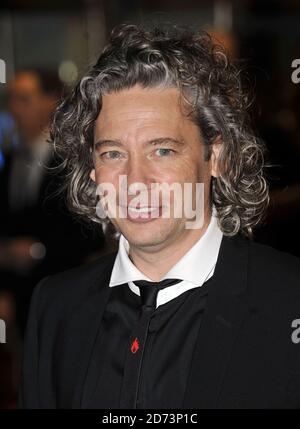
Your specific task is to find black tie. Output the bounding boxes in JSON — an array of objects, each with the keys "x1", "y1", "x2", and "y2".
[
  {"x1": 135, "y1": 278, "x2": 182, "y2": 307},
  {"x1": 119, "y1": 278, "x2": 182, "y2": 408}
]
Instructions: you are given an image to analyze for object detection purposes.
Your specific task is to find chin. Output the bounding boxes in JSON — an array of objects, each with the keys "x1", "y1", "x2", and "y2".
[{"x1": 118, "y1": 219, "x2": 174, "y2": 248}]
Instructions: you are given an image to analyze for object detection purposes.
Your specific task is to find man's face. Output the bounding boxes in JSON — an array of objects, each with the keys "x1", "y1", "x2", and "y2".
[
  {"x1": 8, "y1": 72, "x2": 54, "y2": 142},
  {"x1": 91, "y1": 85, "x2": 220, "y2": 252}
]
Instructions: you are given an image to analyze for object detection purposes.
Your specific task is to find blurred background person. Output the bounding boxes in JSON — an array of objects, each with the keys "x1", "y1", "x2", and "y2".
[
  {"x1": 0, "y1": 111, "x2": 19, "y2": 170},
  {"x1": 0, "y1": 69, "x2": 107, "y2": 337}
]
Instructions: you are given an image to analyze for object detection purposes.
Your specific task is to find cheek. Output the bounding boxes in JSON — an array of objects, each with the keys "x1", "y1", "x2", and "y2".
[
  {"x1": 193, "y1": 158, "x2": 212, "y2": 181},
  {"x1": 94, "y1": 167, "x2": 117, "y2": 184},
  {"x1": 180, "y1": 153, "x2": 205, "y2": 177},
  {"x1": 177, "y1": 163, "x2": 204, "y2": 184},
  {"x1": 156, "y1": 161, "x2": 203, "y2": 189}
]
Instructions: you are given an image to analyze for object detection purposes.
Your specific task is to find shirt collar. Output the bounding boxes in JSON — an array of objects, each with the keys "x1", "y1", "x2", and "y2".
[{"x1": 109, "y1": 208, "x2": 223, "y2": 288}]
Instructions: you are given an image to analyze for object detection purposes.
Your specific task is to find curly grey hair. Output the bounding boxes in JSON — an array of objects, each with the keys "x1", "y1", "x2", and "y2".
[{"x1": 51, "y1": 23, "x2": 269, "y2": 239}]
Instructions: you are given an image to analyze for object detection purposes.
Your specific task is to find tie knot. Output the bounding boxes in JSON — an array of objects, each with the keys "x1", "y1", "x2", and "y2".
[{"x1": 132, "y1": 278, "x2": 182, "y2": 308}]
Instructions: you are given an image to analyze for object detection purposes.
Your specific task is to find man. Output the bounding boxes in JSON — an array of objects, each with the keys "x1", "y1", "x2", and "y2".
[{"x1": 19, "y1": 24, "x2": 300, "y2": 409}]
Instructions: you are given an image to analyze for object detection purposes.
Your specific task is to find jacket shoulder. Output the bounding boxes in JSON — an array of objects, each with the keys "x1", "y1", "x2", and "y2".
[
  {"x1": 33, "y1": 251, "x2": 117, "y2": 315},
  {"x1": 247, "y1": 239, "x2": 300, "y2": 294}
]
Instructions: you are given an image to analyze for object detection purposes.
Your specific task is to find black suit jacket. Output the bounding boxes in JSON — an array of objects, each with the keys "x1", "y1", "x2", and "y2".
[{"x1": 19, "y1": 234, "x2": 300, "y2": 408}]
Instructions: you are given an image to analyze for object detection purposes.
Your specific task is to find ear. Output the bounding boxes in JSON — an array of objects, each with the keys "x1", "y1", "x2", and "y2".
[
  {"x1": 90, "y1": 169, "x2": 96, "y2": 182},
  {"x1": 210, "y1": 135, "x2": 223, "y2": 178}
]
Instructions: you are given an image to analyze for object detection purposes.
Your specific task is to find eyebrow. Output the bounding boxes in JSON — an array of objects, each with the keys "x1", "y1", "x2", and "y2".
[{"x1": 94, "y1": 137, "x2": 185, "y2": 151}]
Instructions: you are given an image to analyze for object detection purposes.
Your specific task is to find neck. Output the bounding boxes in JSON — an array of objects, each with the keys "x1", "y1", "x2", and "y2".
[{"x1": 128, "y1": 209, "x2": 212, "y2": 281}]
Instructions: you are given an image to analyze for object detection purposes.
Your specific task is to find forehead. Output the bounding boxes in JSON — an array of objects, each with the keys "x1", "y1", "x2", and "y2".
[{"x1": 94, "y1": 85, "x2": 193, "y2": 139}]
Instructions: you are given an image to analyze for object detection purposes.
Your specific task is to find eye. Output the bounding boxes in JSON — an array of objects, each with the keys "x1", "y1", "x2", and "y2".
[
  {"x1": 155, "y1": 148, "x2": 176, "y2": 157},
  {"x1": 100, "y1": 151, "x2": 122, "y2": 160}
]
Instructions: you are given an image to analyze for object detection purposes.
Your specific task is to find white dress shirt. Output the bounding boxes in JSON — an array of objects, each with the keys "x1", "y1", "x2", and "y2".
[{"x1": 109, "y1": 209, "x2": 223, "y2": 308}]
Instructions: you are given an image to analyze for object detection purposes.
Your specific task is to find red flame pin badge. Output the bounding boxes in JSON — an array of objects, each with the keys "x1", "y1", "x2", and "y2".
[{"x1": 131, "y1": 337, "x2": 139, "y2": 354}]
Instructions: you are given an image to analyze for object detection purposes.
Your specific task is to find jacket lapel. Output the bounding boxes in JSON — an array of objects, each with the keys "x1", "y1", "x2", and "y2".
[
  {"x1": 69, "y1": 252, "x2": 117, "y2": 408},
  {"x1": 183, "y1": 234, "x2": 251, "y2": 408}
]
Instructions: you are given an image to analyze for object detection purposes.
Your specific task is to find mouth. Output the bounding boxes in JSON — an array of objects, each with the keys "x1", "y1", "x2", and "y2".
[
  {"x1": 119, "y1": 205, "x2": 163, "y2": 222},
  {"x1": 128, "y1": 206, "x2": 159, "y2": 212}
]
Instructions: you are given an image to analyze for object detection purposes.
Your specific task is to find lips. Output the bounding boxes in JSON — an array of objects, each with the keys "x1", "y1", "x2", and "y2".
[
  {"x1": 120, "y1": 204, "x2": 161, "y2": 209},
  {"x1": 127, "y1": 206, "x2": 160, "y2": 212},
  {"x1": 119, "y1": 205, "x2": 163, "y2": 223}
]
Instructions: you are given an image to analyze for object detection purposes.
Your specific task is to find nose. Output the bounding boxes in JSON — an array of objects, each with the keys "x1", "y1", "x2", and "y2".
[{"x1": 125, "y1": 154, "x2": 153, "y2": 195}]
